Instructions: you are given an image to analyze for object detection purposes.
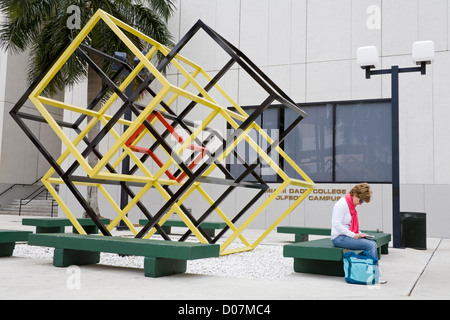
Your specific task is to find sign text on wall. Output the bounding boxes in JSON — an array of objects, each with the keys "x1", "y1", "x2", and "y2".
[{"x1": 266, "y1": 188, "x2": 347, "y2": 201}]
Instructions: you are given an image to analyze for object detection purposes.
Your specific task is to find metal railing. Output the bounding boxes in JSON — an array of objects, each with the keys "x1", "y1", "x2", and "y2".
[
  {"x1": 0, "y1": 177, "x2": 42, "y2": 199},
  {"x1": 18, "y1": 185, "x2": 59, "y2": 217}
]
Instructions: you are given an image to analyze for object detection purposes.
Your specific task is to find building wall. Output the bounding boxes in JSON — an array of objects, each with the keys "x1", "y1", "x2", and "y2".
[
  {"x1": 0, "y1": 49, "x2": 64, "y2": 188},
  {"x1": 0, "y1": 13, "x2": 65, "y2": 206},
  {"x1": 50, "y1": 0, "x2": 449, "y2": 238}
]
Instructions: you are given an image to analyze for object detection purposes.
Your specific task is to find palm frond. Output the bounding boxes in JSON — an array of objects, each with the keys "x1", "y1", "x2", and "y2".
[
  {"x1": 29, "y1": 11, "x2": 87, "y2": 96},
  {"x1": 1, "y1": 0, "x2": 176, "y2": 89},
  {"x1": 0, "y1": 0, "x2": 62, "y2": 52},
  {"x1": 129, "y1": 4, "x2": 174, "y2": 48},
  {"x1": 139, "y1": 0, "x2": 177, "y2": 21}
]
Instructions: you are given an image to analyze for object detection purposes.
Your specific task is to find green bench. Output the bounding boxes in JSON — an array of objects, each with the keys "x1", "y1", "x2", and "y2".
[
  {"x1": 0, "y1": 230, "x2": 32, "y2": 257},
  {"x1": 283, "y1": 231, "x2": 391, "y2": 277},
  {"x1": 277, "y1": 226, "x2": 382, "y2": 242},
  {"x1": 28, "y1": 233, "x2": 220, "y2": 277},
  {"x1": 139, "y1": 219, "x2": 227, "y2": 237},
  {"x1": 277, "y1": 226, "x2": 332, "y2": 242},
  {"x1": 22, "y1": 218, "x2": 110, "y2": 234}
]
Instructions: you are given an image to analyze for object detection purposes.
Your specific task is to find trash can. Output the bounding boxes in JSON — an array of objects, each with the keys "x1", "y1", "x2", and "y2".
[{"x1": 400, "y1": 212, "x2": 427, "y2": 250}]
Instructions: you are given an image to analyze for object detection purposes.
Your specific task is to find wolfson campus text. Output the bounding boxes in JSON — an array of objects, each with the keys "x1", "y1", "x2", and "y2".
[
  {"x1": 266, "y1": 187, "x2": 347, "y2": 201},
  {"x1": 177, "y1": 304, "x2": 271, "y2": 317}
]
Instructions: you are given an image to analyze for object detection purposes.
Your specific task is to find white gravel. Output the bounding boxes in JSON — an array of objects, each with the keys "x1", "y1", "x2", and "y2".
[{"x1": 13, "y1": 241, "x2": 294, "y2": 280}]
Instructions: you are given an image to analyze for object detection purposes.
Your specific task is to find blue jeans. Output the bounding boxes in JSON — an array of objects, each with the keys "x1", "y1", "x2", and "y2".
[{"x1": 332, "y1": 235, "x2": 378, "y2": 262}]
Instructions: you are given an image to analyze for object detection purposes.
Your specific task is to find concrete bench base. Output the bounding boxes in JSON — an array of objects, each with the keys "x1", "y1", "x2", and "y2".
[
  {"x1": 28, "y1": 233, "x2": 220, "y2": 277},
  {"x1": 0, "y1": 230, "x2": 32, "y2": 257},
  {"x1": 284, "y1": 232, "x2": 391, "y2": 277},
  {"x1": 294, "y1": 258, "x2": 344, "y2": 276},
  {"x1": 53, "y1": 248, "x2": 187, "y2": 277}
]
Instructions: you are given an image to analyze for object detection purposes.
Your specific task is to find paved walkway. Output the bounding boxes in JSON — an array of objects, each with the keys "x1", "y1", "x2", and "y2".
[{"x1": 1, "y1": 214, "x2": 449, "y2": 300}]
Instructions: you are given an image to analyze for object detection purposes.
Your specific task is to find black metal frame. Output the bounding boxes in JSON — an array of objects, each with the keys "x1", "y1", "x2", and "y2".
[{"x1": 11, "y1": 20, "x2": 308, "y2": 244}]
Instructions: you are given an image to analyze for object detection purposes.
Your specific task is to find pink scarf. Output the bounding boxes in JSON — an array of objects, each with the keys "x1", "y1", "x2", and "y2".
[{"x1": 345, "y1": 193, "x2": 359, "y2": 233}]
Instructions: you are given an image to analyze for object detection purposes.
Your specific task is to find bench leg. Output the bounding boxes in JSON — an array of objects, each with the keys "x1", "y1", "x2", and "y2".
[
  {"x1": 204, "y1": 229, "x2": 215, "y2": 238},
  {"x1": 36, "y1": 226, "x2": 65, "y2": 234},
  {"x1": 73, "y1": 226, "x2": 98, "y2": 234},
  {"x1": 294, "y1": 258, "x2": 344, "y2": 277},
  {"x1": 381, "y1": 244, "x2": 389, "y2": 255},
  {"x1": 155, "y1": 226, "x2": 171, "y2": 235},
  {"x1": 0, "y1": 243, "x2": 15, "y2": 257},
  {"x1": 144, "y1": 257, "x2": 186, "y2": 277},
  {"x1": 53, "y1": 248, "x2": 100, "y2": 267},
  {"x1": 295, "y1": 234, "x2": 309, "y2": 242}
]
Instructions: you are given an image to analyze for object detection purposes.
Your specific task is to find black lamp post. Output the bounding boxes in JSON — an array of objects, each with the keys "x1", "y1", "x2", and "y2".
[{"x1": 357, "y1": 41, "x2": 434, "y2": 248}]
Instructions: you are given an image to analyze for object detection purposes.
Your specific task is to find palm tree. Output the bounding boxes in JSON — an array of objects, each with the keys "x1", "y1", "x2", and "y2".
[{"x1": 0, "y1": 0, "x2": 176, "y2": 217}]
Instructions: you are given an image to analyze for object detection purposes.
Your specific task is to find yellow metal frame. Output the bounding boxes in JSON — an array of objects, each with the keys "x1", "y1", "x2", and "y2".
[{"x1": 31, "y1": 9, "x2": 315, "y2": 255}]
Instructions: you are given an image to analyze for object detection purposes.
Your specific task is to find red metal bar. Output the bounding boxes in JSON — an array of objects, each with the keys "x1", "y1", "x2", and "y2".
[{"x1": 125, "y1": 111, "x2": 209, "y2": 182}]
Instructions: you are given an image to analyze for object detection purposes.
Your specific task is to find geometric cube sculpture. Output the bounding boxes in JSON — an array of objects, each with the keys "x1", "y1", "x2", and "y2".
[{"x1": 11, "y1": 9, "x2": 315, "y2": 255}]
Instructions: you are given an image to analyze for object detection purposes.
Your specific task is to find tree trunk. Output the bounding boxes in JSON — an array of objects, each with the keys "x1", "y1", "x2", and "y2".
[{"x1": 82, "y1": 55, "x2": 103, "y2": 218}]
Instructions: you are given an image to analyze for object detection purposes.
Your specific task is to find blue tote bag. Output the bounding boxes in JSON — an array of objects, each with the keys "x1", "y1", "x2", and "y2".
[{"x1": 343, "y1": 250, "x2": 380, "y2": 285}]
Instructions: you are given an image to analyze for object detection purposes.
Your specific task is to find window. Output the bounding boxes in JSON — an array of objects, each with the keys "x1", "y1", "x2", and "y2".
[
  {"x1": 226, "y1": 107, "x2": 280, "y2": 182},
  {"x1": 227, "y1": 99, "x2": 392, "y2": 183},
  {"x1": 335, "y1": 101, "x2": 392, "y2": 182},
  {"x1": 284, "y1": 104, "x2": 333, "y2": 182}
]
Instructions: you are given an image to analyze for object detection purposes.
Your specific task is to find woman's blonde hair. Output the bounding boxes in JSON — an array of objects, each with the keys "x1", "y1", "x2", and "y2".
[{"x1": 350, "y1": 183, "x2": 372, "y2": 203}]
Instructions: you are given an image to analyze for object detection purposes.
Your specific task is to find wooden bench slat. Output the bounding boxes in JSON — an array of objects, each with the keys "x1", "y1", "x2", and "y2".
[
  {"x1": 277, "y1": 226, "x2": 331, "y2": 236},
  {"x1": 139, "y1": 219, "x2": 226, "y2": 229},
  {"x1": 277, "y1": 226, "x2": 386, "y2": 242},
  {"x1": 22, "y1": 218, "x2": 111, "y2": 235},
  {"x1": 0, "y1": 229, "x2": 32, "y2": 243},
  {"x1": 138, "y1": 219, "x2": 227, "y2": 237},
  {"x1": 22, "y1": 218, "x2": 110, "y2": 227}
]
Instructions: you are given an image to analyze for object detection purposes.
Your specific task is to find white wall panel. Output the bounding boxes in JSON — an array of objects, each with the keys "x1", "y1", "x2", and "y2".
[
  {"x1": 418, "y1": 0, "x2": 447, "y2": 52},
  {"x1": 382, "y1": 0, "x2": 418, "y2": 56},
  {"x1": 268, "y1": 0, "x2": 292, "y2": 66},
  {"x1": 240, "y1": 0, "x2": 269, "y2": 67},
  {"x1": 306, "y1": 60, "x2": 352, "y2": 101},
  {"x1": 306, "y1": 0, "x2": 352, "y2": 62}
]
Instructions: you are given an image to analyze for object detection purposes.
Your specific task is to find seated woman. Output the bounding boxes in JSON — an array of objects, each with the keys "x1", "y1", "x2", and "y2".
[{"x1": 331, "y1": 183, "x2": 377, "y2": 261}]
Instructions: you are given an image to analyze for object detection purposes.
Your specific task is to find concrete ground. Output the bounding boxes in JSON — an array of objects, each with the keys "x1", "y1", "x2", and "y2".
[{"x1": 0, "y1": 214, "x2": 449, "y2": 300}]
